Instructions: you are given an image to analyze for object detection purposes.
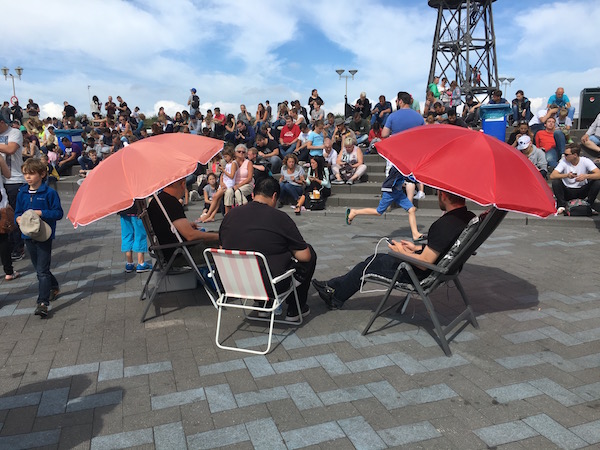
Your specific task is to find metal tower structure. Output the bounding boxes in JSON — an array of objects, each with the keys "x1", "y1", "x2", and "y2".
[{"x1": 427, "y1": 0, "x2": 499, "y2": 99}]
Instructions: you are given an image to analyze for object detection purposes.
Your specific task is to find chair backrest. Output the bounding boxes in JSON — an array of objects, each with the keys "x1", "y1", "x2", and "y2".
[
  {"x1": 420, "y1": 207, "x2": 507, "y2": 290},
  {"x1": 136, "y1": 199, "x2": 169, "y2": 267},
  {"x1": 205, "y1": 249, "x2": 276, "y2": 301}
]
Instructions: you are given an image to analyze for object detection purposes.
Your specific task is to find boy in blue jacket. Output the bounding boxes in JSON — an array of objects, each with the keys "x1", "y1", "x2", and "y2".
[{"x1": 15, "y1": 159, "x2": 63, "y2": 318}]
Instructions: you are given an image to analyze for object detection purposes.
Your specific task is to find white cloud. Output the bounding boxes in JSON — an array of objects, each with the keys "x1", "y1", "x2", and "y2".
[
  {"x1": 41, "y1": 102, "x2": 63, "y2": 119},
  {"x1": 150, "y1": 100, "x2": 187, "y2": 118}
]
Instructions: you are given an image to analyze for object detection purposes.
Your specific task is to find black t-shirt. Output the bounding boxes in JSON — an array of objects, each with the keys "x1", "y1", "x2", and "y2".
[
  {"x1": 64, "y1": 104, "x2": 76, "y2": 118},
  {"x1": 427, "y1": 207, "x2": 476, "y2": 257},
  {"x1": 219, "y1": 201, "x2": 308, "y2": 277},
  {"x1": 147, "y1": 191, "x2": 186, "y2": 260},
  {"x1": 256, "y1": 138, "x2": 278, "y2": 154},
  {"x1": 27, "y1": 102, "x2": 39, "y2": 116}
]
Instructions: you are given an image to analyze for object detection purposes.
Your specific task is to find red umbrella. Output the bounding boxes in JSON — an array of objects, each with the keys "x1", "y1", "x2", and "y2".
[
  {"x1": 68, "y1": 134, "x2": 223, "y2": 227},
  {"x1": 375, "y1": 125, "x2": 556, "y2": 217}
]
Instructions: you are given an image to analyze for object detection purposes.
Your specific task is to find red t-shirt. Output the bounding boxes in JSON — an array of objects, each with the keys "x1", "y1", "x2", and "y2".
[
  {"x1": 535, "y1": 130, "x2": 556, "y2": 151},
  {"x1": 280, "y1": 124, "x2": 300, "y2": 144},
  {"x1": 213, "y1": 113, "x2": 226, "y2": 125}
]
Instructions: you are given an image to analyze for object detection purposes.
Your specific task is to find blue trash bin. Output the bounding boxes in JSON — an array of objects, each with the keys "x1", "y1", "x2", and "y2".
[{"x1": 480, "y1": 104, "x2": 512, "y2": 141}]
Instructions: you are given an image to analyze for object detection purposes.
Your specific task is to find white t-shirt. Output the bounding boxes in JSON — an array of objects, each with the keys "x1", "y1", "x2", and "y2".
[
  {"x1": 554, "y1": 156, "x2": 597, "y2": 188},
  {"x1": 529, "y1": 109, "x2": 548, "y2": 127},
  {"x1": 0, "y1": 126, "x2": 26, "y2": 184}
]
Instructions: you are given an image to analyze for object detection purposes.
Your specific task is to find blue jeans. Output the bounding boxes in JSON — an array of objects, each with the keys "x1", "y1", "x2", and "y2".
[
  {"x1": 356, "y1": 134, "x2": 368, "y2": 145},
  {"x1": 268, "y1": 155, "x2": 282, "y2": 175},
  {"x1": 279, "y1": 182, "x2": 303, "y2": 204},
  {"x1": 279, "y1": 142, "x2": 297, "y2": 157},
  {"x1": 371, "y1": 113, "x2": 389, "y2": 127},
  {"x1": 25, "y1": 239, "x2": 58, "y2": 306},
  {"x1": 512, "y1": 105, "x2": 532, "y2": 123}
]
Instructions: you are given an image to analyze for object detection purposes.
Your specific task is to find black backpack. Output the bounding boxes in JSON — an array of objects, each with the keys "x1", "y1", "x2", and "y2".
[
  {"x1": 565, "y1": 199, "x2": 593, "y2": 216},
  {"x1": 191, "y1": 95, "x2": 200, "y2": 109}
]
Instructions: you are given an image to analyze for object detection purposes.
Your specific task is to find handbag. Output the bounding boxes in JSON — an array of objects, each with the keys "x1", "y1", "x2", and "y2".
[{"x1": 0, "y1": 205, "x2": 16, "y2": 234}]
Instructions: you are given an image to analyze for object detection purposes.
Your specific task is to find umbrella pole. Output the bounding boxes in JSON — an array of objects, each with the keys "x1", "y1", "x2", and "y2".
[{"x1": 151, "y1": 193, "x2": 218, "y2": 308}]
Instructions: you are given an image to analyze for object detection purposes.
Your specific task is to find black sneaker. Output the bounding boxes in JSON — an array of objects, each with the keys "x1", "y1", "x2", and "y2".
[
  {"x1": 11, "y1": 249, "x2": 25, "y2": 261},
  {"x1": 34, "y1": 303, "x2": 48, "y2": 318},
  {"x1": 285, "y1": 305, "x2": 310, "y2": 322},
  {"x1": 312, "y1": 280, "x2": 343, "y2": 310}
]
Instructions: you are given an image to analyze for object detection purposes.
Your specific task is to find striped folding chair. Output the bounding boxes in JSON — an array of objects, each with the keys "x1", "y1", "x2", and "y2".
[{"x1": 203, "y1": 248, "x2": 302, "y2": 355}]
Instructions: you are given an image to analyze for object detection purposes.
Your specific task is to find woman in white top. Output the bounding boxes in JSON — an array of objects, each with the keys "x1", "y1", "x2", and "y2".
[{"x1": 332, "y1": 136, "x2": 367, "y2": 185}]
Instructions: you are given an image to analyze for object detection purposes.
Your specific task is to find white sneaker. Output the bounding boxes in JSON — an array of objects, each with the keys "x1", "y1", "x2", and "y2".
[
  {"x1": 414, "y1": 191, "x2": 426, "y2": 200},
  {"x1": 556, "y1": 206, "x2": 565, "y2": 216},
  {"x1": 189, "y1": 190, "x2": 200, "y2": 201}
]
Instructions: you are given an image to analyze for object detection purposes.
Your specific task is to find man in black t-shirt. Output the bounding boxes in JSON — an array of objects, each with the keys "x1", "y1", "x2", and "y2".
[
  {"x1": 147, "y1": 178, "x2": 219, "y2": 262},
  {"x1": 313, "y1": 191, "x2": 475, "y2": 309},
  {"x1": 63, "y1": 101, "x2": 77, "y2": 119},
  {"x1": 219, "y1": 177, "x2": 316, "y2": 321}
]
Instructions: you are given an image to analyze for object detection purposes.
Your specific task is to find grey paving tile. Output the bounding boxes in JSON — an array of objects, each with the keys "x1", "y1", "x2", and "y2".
[
  {"x1": 419, "y1": 354, "x2": 469, "y2": 371},
  {"x1": 279, "y1": 333, "x2": 306, "y2": 350},
  {"x1": 66, "y1": 390, "x2": 123, "y2": 412},
  {"x1": 338, "y1": 416, "x2": 386, "y2": 450},
  {"x1": 538, "y1": 326, "x2": 584, "y2": 346},
  {"x1": 378, "y1": 421, "x2": 442, "y2": 446},
  {"x1": 205, "y1": 383, "x2": 237, "y2": 413},
  {"x1": 503, "y1": 329, "x2": 547, "y2": 344},
  {"x1": 523, "y1": 414, "x2": 587, "y2": 449},
  {"x1": 388, "y1": 352, "x2": 428, "y2": 375},
  {"x1": 98, "y1": 359, "x2": 124, "y2": 382},
  {"x1": 187, "y1": 424, "x2": 248, "y2": 449},
  {"x1": 235, "y1": 386, "x2": 289, "y2": 408},
  {"x1": 366, "y1": 381, "x2": 407, "y2": 410},
  {"x1": 319, "y1": 385, "x2": 373, "y2": 406},
  {"x1": 244, "y1": 355, "x2": 275, "y2": 378},
  {"x1": 571, "y1": 381, "x2": 600, "y2": 402},
  {"x1": 91, "y1": 428, "x2": 153, "y2": 450},
  {"x1": 508, "y1": 310, "x2": 548, "y2": 322},
  {"x1": 47, "y1": 362, "x2": 99, "y2": 379},
  {"x1": 37, "y1": 387, "x2": 69, "y2": 416},
  {"x1": 401, "y1": 383, "x2": 458, "y2": 405},
  {"x1": 123, "y1": 361, "x2": 172, "y2": 377},
  {"x1": 154, "y1": 421, "x2": 187, "y2": 450},
  {"x1": 345, "y1": 355, "x2": 394, "y2": 373},
  {"x1": 474, "y1": 421, "x2": 538, "y2": 447},
  {"x1": 486, "y1": 382, "x2": 542, "y2": 403},
  {"x1": 0, "y1": 391, "x2": 42, "y2": 411},
  {"x1": 570, "y1": 419, "x2": 600, "y2": 445},
  {"x1": 570, "y1": 353, "x2": 600, "y2": 369},
  {"x1": 495, "y1": 353, "x2": 544, "y2": 369},
  {"x1": 271, "y1": 356, "x2": 320, "y2": 374},
  {"x1": 573, "y1": 326, "x2": 600, "y2": 343},
  {"x1": 528, "y1": 378, "x2": 586, "y2": 407},
  {"x1": 282, "y1": 421, "x2": 345, "y2": 449},
  {"x1": 245, "y1": 418, "x2": 286, "y2": 449},
  {"x1": 285, "y1": 382, "x2": 324, "y2": 410},
  {"x1": 0, "y1": 429, "x2": 61, "y2": 449},
  {"x1": 198, "y1": 359, "x2": 245, "y2": 376},
  {"x1": 301, "y1": 332, "x2": 346, "y2": 347},
  {"x1": 151, "y1": 387, "x2": 206, "y2": 410},
  {"x1": 314, "y1": 353, "x2": 351, "y2": 376}
]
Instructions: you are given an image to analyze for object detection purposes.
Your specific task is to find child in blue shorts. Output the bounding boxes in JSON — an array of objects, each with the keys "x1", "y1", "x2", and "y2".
[
  {"x1": 119, "y1": 204, "x2": 151, "y2": 273},
  {"x1": 345, "y1": 167, "x2": 423, "y2": 241}
]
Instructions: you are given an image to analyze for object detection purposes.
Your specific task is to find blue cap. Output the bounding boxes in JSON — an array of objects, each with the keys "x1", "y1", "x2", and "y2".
[{"x1": 191, "y1": 88, "x2": 197, "y2": 93}]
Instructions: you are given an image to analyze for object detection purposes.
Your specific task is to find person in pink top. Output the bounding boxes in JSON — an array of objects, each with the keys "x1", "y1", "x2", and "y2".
[{"x1": 225, "y1": 144, "x2": 254, "y2": 208}]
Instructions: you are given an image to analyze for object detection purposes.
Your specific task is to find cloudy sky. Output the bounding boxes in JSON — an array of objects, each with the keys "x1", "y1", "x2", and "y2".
[{"x1": 3, "y1": 0, "x2": 598, "y2": 119}]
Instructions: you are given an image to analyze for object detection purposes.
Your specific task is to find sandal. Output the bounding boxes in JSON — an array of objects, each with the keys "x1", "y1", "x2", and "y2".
[
  {"x1": 345, "y1": 208, "x2": 353, "y2": 225},
  {"x1": 5, "y1": 271, "x2": 20, "y2": 281},
  {"x1": 294, "y1": 205, "x2": 301, "y2": 216}
]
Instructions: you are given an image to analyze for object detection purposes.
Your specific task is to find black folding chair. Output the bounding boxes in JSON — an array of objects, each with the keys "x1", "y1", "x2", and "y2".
[
  {"x1": 361, "y1": 207, "x2": 507, "y2": 356},
  {"x1": 136, "y1": 199, "x2": 217, "y2": 322}
]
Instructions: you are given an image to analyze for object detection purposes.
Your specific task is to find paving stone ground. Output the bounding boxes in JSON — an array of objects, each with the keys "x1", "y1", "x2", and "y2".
[{"x1": 1, "y1": 192, "x2": 600, "y2": 449}]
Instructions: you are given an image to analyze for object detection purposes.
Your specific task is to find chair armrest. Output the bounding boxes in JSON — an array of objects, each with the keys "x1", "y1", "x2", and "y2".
[
  {"x1": 385, "y1": 250, "x2": 447, "y2": 273},
  {"x1": 271, "y1": 269, "x2": 296, "y2": 284},
  {"x1": 150, "y1": 239, "x2": 210, "y2": 251}
]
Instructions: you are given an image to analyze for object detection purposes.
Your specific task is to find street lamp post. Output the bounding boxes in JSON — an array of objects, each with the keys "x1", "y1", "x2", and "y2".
[
  {"x1": 336, "y1": 69, "x2": 358, "y2": 117},
  {"x1": 498, "y1": 76, "x2": 514, "y2": 97},
  {"x1": 1, "y1": 66, "x2": 23, "y2": 103}
]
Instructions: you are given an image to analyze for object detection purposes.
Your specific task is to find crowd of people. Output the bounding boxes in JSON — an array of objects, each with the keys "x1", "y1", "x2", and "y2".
[{"x1": 2, "y1": 79, "x2": 600, "y2": 319}]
